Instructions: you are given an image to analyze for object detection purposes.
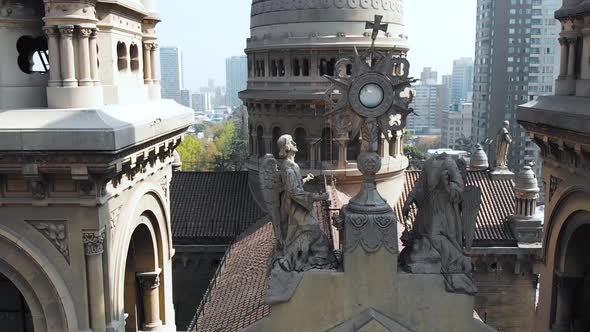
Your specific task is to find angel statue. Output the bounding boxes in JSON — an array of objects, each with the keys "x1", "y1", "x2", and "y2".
[
  {"x1": 399, "y1": 154, "x2": 481, "y2": 295},
  {"x1": 260, "y1": 135, "x2": 335, "y2": 304},
  {"x1": 495, "y1": 120, "x2": 512, "y2": 169},
  {"x1": 260, "y1": 134, "x2": 334, "y2": 272}
]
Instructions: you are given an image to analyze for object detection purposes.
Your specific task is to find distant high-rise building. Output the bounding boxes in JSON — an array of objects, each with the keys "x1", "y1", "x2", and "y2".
[
  {"x1": 442, "y1": 103, "x2": 473, "y2": 149},
  {"x1": 442, "y1": 74, "x2": 453, "y2": 100},
  {"x1": 225, "y1": 56, "x2": 248, "y2": 108},
  {"x1": 450, "y1": 57, "x2": 474, "y2": 104},
  {"x1": 420, "y1": 67, "x2": 438, "y2": 85},
  {"x1": 180, "y1": 89, "x2": 191, "y2": 108},
  {"x1": 472, "y1": 0, "x2": 560, "y2": 169},
  {"x1": 207, "y1": 78, "x2": 215, "y2": 93},
  {"x1": 191, "y1": 93, "x2": 213, "y2": 113},
  {"x1": 408, "y1": 84, "x2": 449, "y2": 134},
  {"x1": 160, "y1": 46, "x2": 183, "y2": 102}
]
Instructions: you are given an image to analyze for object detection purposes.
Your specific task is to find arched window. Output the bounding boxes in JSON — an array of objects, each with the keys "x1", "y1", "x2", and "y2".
[
  {"x1": 260, "y1": 60, "x2": 266, "y2": 76},
  {"x1": 302, "y1": 59, "x2": 310, "y2": 76},
  {"x1": 130, "y1": 43, "x2": 139, "y2": 72},
  {"x1": 278, "y1": 59, "x2": 285, "y2": 77},
  {"x1": 272, "y1": 127, "x2": 281, "y2": 158},
  {"x1": 117, "y1": 41, "x2": 127, "y2": 71},
  {"x1": 294, "y1": 128, "x2": 308, "y2": 163},
  {"x1": 321, "y1": 127, "x2": 338, "y2": 162},
  {"x1": 292, "y1": 58, "x2": 300, "y2": 76},
  {"x1": 257, "y1": 125, "x2": 264, "y2": 157},
  {"x1": 319, "y1": 58, "x2": 328, "y2": 76},
  {"x1": 347, "y1": 132, "x2": 361, "y2": 161},
  {"x1": 327, "y1": 58, "x2": 336, "y2": 76},
  {"x1": 271, "y1": 60, "x2": 278, "y2": 77},
  {"x1": 16, "y1": 35, "x2": 49, "y2": 74}
]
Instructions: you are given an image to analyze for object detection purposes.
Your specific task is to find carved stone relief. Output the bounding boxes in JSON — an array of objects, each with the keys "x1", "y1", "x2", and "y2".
[
  {"x1": 549, "y1": 176, "x2": 562, "y2": 202},
  {"x1": 82, "y1": 228, "x2": 105, "y2": 256},
  {"x1": 27, "y1": 220, "x2": 69, "y2": 262}
]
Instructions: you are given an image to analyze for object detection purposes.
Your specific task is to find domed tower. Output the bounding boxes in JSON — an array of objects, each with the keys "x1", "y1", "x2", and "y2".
[{"x1": 242, "y1": 0, "x2": 409, "y2": 205}]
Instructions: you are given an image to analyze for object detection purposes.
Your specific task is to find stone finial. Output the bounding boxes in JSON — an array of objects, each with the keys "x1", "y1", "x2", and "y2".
[
  {"x1": 514, "y1": 164, "x2": 540, "y2": 197},
  {"x1": 470, "y1": 144, "x2": 489, "y2": 170},
  {"x1": 508, "y1": 163, "x2": 543, "y2": 244}
]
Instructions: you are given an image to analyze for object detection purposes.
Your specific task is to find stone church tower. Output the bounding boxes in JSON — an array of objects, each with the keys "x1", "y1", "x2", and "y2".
[
  {"x1": 0, "y1": 1, "x2": 192, "y2": 331},
  {"x1": 242, "y1": 0, "x2": 410, "y2": 205}
]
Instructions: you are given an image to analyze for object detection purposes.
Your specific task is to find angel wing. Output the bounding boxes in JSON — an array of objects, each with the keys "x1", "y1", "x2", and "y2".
[
  {"x1": 462, "y1": 185, "x2": 481, "y2": 251},
  {"x1": 259, "y1": 154, "x2": 284, "y2": 248}
]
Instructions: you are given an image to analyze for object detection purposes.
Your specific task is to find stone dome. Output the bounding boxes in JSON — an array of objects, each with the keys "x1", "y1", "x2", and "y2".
[
  {"x1": 248, "y1": 0, "x2": 408, "y2": 50},
  {"x1": 514, "y1": 165, "x2": 539, "y2": 194},
  {"x1": 470, "y1": 144, "x2": 489, "y2": 170}
]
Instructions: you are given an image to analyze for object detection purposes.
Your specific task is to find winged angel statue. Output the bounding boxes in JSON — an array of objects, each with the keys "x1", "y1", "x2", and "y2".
[
  {"x1": 260, "y1": 135, "x2": 335, "y2": 272},
  {"x1": 399, "y1": 154, "x2": 482, "y2": 295}
]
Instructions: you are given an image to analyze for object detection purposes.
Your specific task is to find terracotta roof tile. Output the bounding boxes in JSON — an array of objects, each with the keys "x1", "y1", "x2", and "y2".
[
  {"x1": 171, "y1": 172, "x2": 266, "y2": 244},
  {"x1": 193, "y1": 222, "x2": 275, "y2": 332}
]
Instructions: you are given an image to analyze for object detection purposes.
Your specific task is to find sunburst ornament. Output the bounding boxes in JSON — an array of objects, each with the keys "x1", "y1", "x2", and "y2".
[
  {"x1": 323, "y1": 15, "x2": 417, "y2": 211},
  {"x1": 323, "y1": 15, "x2": 417, "y2": 141}
]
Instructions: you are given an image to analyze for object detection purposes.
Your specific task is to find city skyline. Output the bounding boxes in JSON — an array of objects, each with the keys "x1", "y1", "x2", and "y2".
[{"x1": 156, "y1": 0, "x2": 477, "y2": 90}]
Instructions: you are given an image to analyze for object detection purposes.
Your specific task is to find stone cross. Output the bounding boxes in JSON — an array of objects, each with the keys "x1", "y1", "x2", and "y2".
[{"x1": 365, "y1": 15, "x2": 388, "y2": 48}]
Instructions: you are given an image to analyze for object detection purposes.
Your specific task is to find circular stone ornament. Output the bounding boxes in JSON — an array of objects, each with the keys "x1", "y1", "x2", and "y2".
[
  {"x1": 359, "y1": 83, "x2": 384, "y2": 108},
  {"x1": 348, "y1": 73, "x2": 393, "y2": 118}
]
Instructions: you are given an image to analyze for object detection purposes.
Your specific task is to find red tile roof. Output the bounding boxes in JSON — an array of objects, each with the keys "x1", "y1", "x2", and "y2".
[
  {"x1": 393, "y1": 170, "x2": 516, "y2": 247},
  {"x1": 192, "y1": 222, "x2": 275, "y2": 332},
  {"x1": 171, "y1": 172, "x2": 266, "y2": 244}
]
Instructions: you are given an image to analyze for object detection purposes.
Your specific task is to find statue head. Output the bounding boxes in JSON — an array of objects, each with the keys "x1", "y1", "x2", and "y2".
[
  {"x1": 278, "y1": 134, "x2": 298, "y2": 158},
  {"x1": 503, "y1": 120, "x2": 510, "y2": 128}
]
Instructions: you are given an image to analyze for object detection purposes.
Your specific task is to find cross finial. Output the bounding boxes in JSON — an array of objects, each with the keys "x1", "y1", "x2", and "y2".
[{"x1": 365, "y1": 15, "x2": 388, "y2": 43}]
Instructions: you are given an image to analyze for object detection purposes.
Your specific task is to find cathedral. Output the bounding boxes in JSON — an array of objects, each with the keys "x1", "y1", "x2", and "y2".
[{"x1": 1, "y1": 0, "x2": 590, "y2": 332}]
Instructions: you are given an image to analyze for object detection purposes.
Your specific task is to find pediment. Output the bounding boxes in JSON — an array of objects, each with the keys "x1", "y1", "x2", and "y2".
[{"x1": 327, "y1": 308, "x2": 414, "y2": 332}]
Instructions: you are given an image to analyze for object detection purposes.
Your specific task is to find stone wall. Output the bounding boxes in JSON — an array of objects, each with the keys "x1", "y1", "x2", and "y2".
[{"x1": 473, "y1": 256, "x2": 537, "y2": 332}]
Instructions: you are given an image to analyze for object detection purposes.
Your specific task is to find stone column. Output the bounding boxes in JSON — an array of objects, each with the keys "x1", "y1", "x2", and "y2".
[
  {"x1": 77, "y1": 27, "x2": 93, "y2": 86},
  {"x1": 136, "y1": 269, "x2": 162, "y2": 331},
  {"x1": 559, "y1": 37, "x2": 569, "y2": 78},
  {"x1": 567, "y1": 37, "x2": 577, "y2": 79},
  {"x1": 44, "y1": 26, "x2": 62, "y2": 87},
  {"x1": 59, "y1": 25, "x2": 77, "y2": 87},
  {"x1": 82, "y1": 229, "x2": 106, "y2": 332},
  {"x1": 336, "y1": 138, "x2": 348, "y2": 170},
  {"x1": 552, "y1": 272, "x2": 582, "y2": 332},
  {"x1": 149, "y1": 43, "x2": 158, "y2": 83},
  {"x1": 143, "y1": 43, "x2": 152, "y2": 84},
  {"x1": 263, "y1": 136, "x2": 273, "y2": 156},
  {"x1": 89, "y1": 28, "x2": 100, "y2": 85},
  {"x1": 307, "y1": 139, "x2": 317, "y2": 170},
  {"x1": 251, "y1": 133, "x2": 258, "y2": 157}
]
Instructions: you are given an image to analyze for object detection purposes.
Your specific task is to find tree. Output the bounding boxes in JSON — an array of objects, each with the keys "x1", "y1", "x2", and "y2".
[
  {"x1": 454, "y1": 136, "x2": 474, "y2": 153},
  {"x1": 176, "y1": 135, "x2": 205, "y2": 171}
]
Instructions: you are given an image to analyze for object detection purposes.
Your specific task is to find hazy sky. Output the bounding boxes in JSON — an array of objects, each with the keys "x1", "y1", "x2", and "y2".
[{"x1": 156, "y1": 0, "x2": 477, "y2": 91}]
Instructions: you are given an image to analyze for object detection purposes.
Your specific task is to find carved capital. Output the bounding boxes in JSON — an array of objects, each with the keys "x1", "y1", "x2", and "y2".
[
  {"x1": 59, "y1": 25, "x2": 75, "y2": 36},
  {"x1": 44, "y1": 26, "x2": 59, "y2": 36},
  {"x1": 82, "y1": 228, "x2": 105, "y2": 255},
  {"x1": 558, "y1": 37, "x2": 569, "y2": 46},
  {"x1": 78, "y1": 27, "x2": 93, "y2": 38},
  {"x1": 90, "y1": 27, "x2": 99, "y2": 38},
  {"x1": 137, "y1": 269, "x2": 161, "y2": 290}
]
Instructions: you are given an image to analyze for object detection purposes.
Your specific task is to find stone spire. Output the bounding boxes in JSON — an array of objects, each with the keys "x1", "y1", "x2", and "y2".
[
  {"x1": 470, "y1": 144, "x2": 489, "y2": 171},
  {"x1": 508, "y1": 164, "x2": 543, "y2": 244}
]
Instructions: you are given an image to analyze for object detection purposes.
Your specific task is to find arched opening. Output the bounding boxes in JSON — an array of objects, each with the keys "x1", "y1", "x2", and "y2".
[
  {"x1": 347, "y1": 132, "x2": 361, "y2": 161},
  {"x1": 257, "y1": 125, "x2": 264, "y2": 157},
  {"x1": 123, "y1": 222, "x2": 158, "y2": 332},
  {"x1": 271, "y1": 127, "x2": 281, "y2": 158},
  {"x1": 130, "y1": 43, "x2": 139, "y2": 72},
  {"x1": 294, "y1": 127, "x2": 308, "y2": 164},
  {"x1": 117, "y1": 41, "x2": 128, "y2": 71},
  {"x1": 302, "y1": 59, "x2": 310, "y2": 76},
  {"x1": 278, "y1": 59, "x2": 285, "y2": 77},
  {"x1": 271, "y1": 60, "x2": 278, "y2": 77},
  {"x1": 293, "y1": 58, "x2": 301, "y2": 76},
  {"x1": 321, "y1": 127, "x2": 338, "y2": 162},
  {"x1": 0, "y1": 272, "x2": 33, "y2": 332},
  {"x1": 552, "y1": 221, "x2": 590, "y2": 331}
]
